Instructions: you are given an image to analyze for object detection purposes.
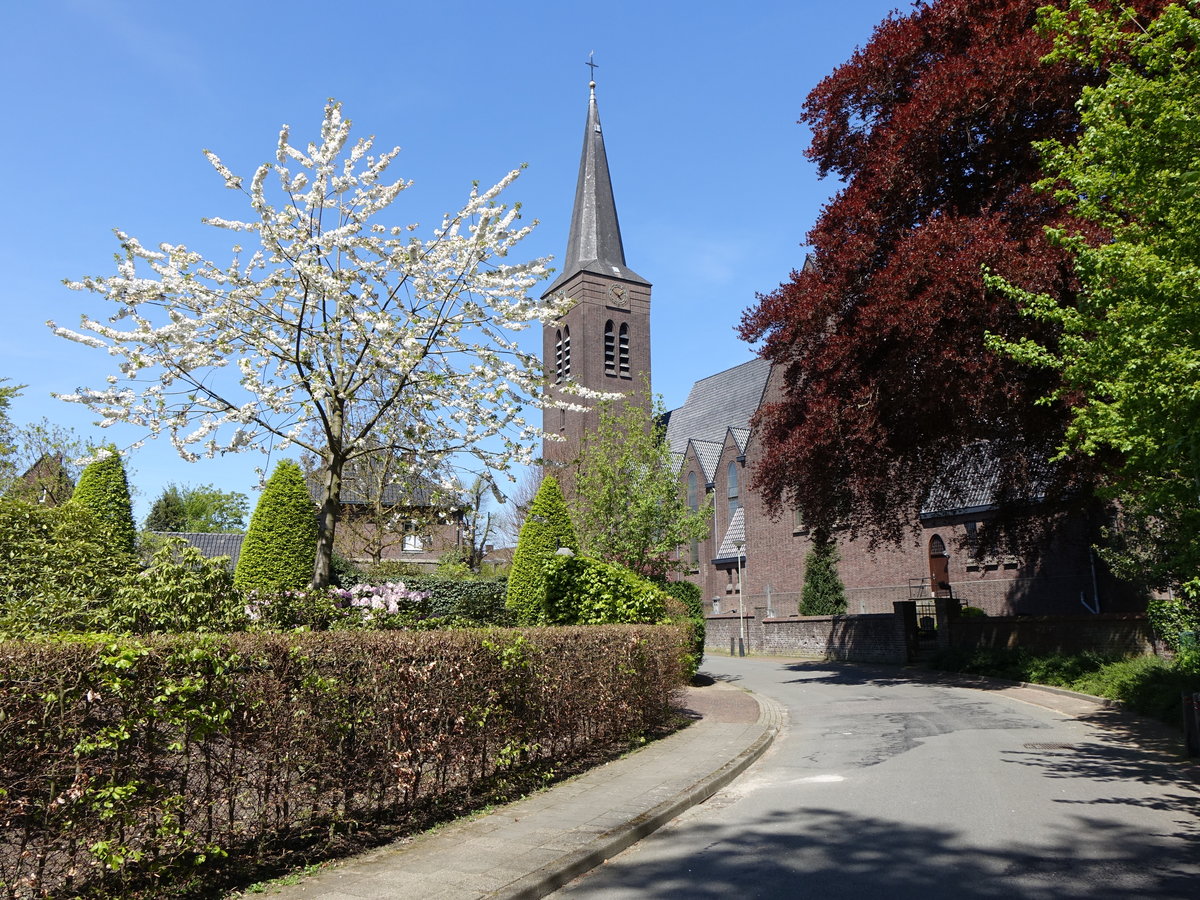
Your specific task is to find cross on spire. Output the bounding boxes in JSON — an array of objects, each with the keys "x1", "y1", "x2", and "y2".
[{"x1": 586, "y1": 51, "x2": 598, "y2": 81}]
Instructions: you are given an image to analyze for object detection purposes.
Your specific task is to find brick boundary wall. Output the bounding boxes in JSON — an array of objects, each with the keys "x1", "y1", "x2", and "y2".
[
  {"x1": 945, "y1": 612, "x2": 1154, "y2": 657},
  {"x1": 705, "y1": 608, "x2": 909, "y2": 664},
  {"x1": 707, "y1": 604, "x2": 1156, "y2": 665}
]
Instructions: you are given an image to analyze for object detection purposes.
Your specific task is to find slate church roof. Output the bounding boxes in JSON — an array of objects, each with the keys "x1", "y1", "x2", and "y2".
[
  {"x1": 664, "y1": 357, "x2": 772, "y2": 457},
  {"x1": 920, "y1": 442, "x2": 1050, "y2": 519}
]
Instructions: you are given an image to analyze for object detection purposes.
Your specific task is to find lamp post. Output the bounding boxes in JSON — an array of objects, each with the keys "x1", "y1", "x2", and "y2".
[{"x1": 734, "y1": 539, "x2": 745, "y2": 655}]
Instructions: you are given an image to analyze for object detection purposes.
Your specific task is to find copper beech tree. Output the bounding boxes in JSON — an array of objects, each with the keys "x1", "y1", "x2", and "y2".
[{"x1": 741, "y1": 0, "x2": 1168, "y2": 544}]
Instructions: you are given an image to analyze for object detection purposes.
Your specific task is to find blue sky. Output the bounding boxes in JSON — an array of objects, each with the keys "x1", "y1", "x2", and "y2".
[{"x1": 1, "y1": 0, "x2": 905, "y2": 521}]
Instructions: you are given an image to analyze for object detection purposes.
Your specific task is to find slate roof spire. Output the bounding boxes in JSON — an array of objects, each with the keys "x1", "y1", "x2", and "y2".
[{"x1": 544, "y1": 76, "x2": 647, "y2": 296}]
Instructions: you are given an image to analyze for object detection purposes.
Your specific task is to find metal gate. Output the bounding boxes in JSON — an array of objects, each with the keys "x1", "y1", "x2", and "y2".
[{"x1": 914, "y1": 598, "x2": 938, "y2": 642}]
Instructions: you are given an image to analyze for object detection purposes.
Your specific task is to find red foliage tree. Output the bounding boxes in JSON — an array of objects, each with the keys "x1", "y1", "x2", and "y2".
[{"x1": 741, "y1": 0, "x2": 1166, "y2": 544}]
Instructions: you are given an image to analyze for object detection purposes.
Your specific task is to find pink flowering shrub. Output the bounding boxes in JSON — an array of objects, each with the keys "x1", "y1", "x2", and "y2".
[
  {"x1": 331, "y1": 581, "x2": 431, "y2": 619},
  {"x1": 244, "y1": 583, "x2": 434, "y2": 631}
]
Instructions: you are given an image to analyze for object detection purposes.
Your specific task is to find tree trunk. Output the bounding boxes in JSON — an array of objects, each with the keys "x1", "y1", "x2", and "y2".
[{"x1": 312, "y1": 453, "x2": 344, "y2": 589}]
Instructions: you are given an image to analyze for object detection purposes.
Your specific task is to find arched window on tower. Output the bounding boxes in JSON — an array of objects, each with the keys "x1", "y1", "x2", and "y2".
[
  {"x1": 554, "y1": 329, "x2": 564, "y2": 383},
  {"x1": 618, "y1": 323, "x2": 631, "y2": 378},
  {"x1": 604, "y1": 320, "x2": 616, "y2": 376},
  {"x1": 562, "y1": 325, "x2": 571, "y2": 380}
]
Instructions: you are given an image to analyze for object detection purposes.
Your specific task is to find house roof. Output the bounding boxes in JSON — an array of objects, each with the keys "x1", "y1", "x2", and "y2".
[
  {"x1": 543, "y1": 81, "x2": 647, "y2": 297},
  {"x1": 153, "y1": 532, "x2": 246, "y2": 569},
  {"x1": 337, "y1": 473, "x2": 449, "y2": 508},
  {"x1": 665, "y1": 357, "x2": 772, "y2": 456}
]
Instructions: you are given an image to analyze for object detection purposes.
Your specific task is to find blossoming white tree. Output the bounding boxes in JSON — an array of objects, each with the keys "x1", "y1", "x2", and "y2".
[{"x1": 52, "y1": 100, "x2": 571, "y2": 587}]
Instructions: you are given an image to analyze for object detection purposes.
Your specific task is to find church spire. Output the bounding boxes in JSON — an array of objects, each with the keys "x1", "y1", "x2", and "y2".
[{"x1": 543, "y1": 74, "x2": 647, "y2": 297}]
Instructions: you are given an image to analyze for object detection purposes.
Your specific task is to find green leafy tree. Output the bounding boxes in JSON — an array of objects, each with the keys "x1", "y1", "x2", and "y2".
[
  {"x1": 0, "y1": 378, "x2": 19, "y2": 469},
  {"x1": 800, "y1": 531, "x2": 847, "y2": 616},
  {"x1": 181, "y1": 483, "x2": 248, "y2": 532},
  {"x1": 570, "y1": 388, "x2": 710, "y2": 580},
  {"x1": 234, "y1": 460, "x2": 318, "y2": 593},
  {"x1": 70, "y1": 446, "x2": 137, "y2": 557},
  {"x1": 146, "y1": 482, "x2": 250, "y2": 533},
  {"x1": 145, "y1": 484, "x2": 187, "y2": 532},
  {"x1": 988, "y1": 2, "x2": 1200, "y2": 587},
  {"x1": 505, "y1": 474, "x2": 577, "y2": 624}
]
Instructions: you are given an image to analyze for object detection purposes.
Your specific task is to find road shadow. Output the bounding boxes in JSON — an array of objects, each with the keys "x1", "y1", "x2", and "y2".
[
  {"x1": 742, "y1": 658, "x2": 1196, "y2": 768},
  {"x1": 558, "y1": 805, "x2": 1200, "y2": 899}
]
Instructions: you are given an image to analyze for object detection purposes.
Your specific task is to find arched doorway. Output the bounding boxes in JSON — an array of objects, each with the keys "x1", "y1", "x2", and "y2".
[{"x1": 928, "y1": 534, "x2": 951, "y2": 598}]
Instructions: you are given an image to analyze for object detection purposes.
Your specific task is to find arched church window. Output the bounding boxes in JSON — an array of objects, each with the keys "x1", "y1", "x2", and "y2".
[
  {"x1": 562, "y1": 325, "x2": 571, "y2": 379},
  {"x1": 554, "y1": 329, "x2": 564, "y2": 383},
  {"x1": 687, "y1": 470, "x2": 700, "y2": 567},
  {"x1": 727, "y1": 461, "x2": 740, "y2": 517},
  {"x1": 618, "y1": 323, "x2": 630, "y2": 378},
  {"x1": 604, "y1": 320, "x2": 616, "y2": 376}
]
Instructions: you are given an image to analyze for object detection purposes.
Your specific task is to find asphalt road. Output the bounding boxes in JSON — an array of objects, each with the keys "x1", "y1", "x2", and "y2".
[{"x1": 552, "y1": 655, "x2": 1200, "y2": 899}]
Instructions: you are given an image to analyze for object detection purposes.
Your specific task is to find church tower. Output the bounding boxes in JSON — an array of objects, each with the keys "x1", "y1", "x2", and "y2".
[{"x1": 541, "y1": 77, "x2": 651, "y2": 472}]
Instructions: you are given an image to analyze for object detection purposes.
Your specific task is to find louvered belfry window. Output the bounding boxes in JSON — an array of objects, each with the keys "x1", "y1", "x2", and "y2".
[
  {"x1": 618, "y1": 323, "x2": 630, "y2": 378},
  {"x1": 604, "y1": 320, "x2": 616, "y2": 376},
  {"x1": 554, "y1": 329, "x2": 564, "y2": 383},
  {"x1": 562, "y1": 325, "x2": 571, "y2": 379}
]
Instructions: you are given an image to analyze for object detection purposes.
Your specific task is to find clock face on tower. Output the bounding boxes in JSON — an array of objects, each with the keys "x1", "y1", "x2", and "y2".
[{"x1": 607, "y1": 284, "x2": 628, "y2": 309}]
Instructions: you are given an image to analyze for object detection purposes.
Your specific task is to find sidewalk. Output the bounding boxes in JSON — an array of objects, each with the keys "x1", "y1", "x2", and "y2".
[{"x1": 261, "y1": 680, "x2": 784, "y2": 900}]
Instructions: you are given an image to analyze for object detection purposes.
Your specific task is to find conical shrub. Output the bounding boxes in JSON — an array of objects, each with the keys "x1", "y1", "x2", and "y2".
[
  {"x1": 70, "y1": 445, "x2": 137, "y2": 556},
  {"x1": 800, "y1": 530, "x2": 847, "y2": 616},
  {"x1": 506, "y1": 475, "x2": 578, "y2": 624},
  {"x1": 234, "y1": 459, "x2": 317, "y2": 593}
]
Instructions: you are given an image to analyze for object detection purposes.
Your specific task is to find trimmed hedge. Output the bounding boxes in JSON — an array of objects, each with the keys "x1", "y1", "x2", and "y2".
[
  {"x1": 543, "y1": 555, "x2": 668, "y2": 625},
  {"x1": 0, "y1": 500, "x2": 129, "y2": 635},
  {"x1": 506, "y1": 475, "x2": 577, "y2": 624},
  {"x1": 70, "y1": 447, "x2": 138, "y2": 557},
  {"x1": 662, "y1": 579, "x2": 705, "y2": 679},
  {"x1": 398, "y1": 575, "x2": 511, "y2": 624},
  {"x1": 234, "y1": 459, "x2": 317, "y2": 593},
  {"x1": 0, "y1": 627, "x2": 685, "y2": 898}
]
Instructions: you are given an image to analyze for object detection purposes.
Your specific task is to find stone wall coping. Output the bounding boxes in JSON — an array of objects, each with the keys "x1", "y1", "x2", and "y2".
[{"x1": 955, "y1": 613, "x2": 1148, "y2": 622}]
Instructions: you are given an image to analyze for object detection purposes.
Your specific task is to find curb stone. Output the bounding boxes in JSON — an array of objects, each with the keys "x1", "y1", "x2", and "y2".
[{"x1": 493, "y1": 686, "x2": 785, "y2": 899}]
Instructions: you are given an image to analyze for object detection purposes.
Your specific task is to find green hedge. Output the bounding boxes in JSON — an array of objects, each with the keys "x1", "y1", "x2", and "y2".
[
  {"x1": 662, "y1": 579, "x2": 705, "y2": 680},
  {"x1": 398, "y1": 575, "x2": 511, "y2": 624},
  {"x1": 0, "y1": 500, "x2": 130, "y2": 635},
  {"x1": 0, "y1": 626, "x2": 685, "y2": 897},
  {"x1": 543, "y1": 555, "x2": 669, "y2": 625}
]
